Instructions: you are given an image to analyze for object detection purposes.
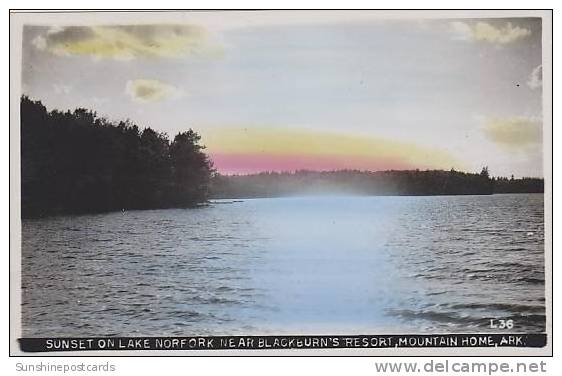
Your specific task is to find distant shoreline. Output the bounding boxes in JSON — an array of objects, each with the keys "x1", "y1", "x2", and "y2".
[
  {"x1": 209, "y1": 169, "x2": 543, "y2": 200},
  {"x1": 209, "y1": 192, "x2": 544, "y2": 201},
  {"x1": 20, "y1": 96, "x2": 543, "y2": 219}
]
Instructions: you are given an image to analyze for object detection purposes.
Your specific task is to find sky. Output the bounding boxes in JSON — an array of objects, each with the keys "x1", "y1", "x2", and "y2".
[{"x1": 20, "y1": 13, "x2": 544, "y2": 177}]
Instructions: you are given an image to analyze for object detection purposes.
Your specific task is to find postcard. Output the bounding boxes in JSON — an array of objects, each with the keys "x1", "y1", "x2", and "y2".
[{"x1": 9, "y1": 9, "x2": 552, "y2": 356}]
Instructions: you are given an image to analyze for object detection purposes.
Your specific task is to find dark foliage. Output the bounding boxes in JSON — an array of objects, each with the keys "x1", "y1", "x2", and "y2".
[
  {"x1": 210, "y1": 168, "x2": 543, "y2": 199},
  {"x1": 21, "y1": 96, "x2": 213, "y2": 218},
  {"x1": 21, "y1": 96, "x2": 543, "y2": 217},
  {"x1": 494, "y1": 176, "x2": 544, "y2": 193}
]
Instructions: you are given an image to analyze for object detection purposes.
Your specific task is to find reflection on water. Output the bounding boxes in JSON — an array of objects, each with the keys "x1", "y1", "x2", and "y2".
[{"x1": 21, "y1": 194, "x2": 545, "y2": 336}]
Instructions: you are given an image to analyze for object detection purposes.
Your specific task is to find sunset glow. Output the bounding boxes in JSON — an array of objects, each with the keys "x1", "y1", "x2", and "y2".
[
  {"x1": 203, "y1": 128, "x2": 461, "y2": 174},
  {"x1": 21, "y1": 15, "x2": 544, "y2": 177}
]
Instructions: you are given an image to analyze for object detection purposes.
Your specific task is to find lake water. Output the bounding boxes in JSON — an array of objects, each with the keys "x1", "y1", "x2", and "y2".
[{"x1": 21, "y1": 194, "x2": 545, "y2": 337}]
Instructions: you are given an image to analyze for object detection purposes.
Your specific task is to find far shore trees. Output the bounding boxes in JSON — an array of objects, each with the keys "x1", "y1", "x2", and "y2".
[
  {"x1": 21, "y1": 96, "x2": 544, "y2": 218},
  {"x1": 209, "y1": 170, "x2": 543, "y2": 199}
]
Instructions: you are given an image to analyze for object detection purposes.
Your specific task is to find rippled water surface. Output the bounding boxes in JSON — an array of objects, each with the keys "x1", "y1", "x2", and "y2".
[{"x1": 21, "y1": 194, "x2": 545, "y2": 336}]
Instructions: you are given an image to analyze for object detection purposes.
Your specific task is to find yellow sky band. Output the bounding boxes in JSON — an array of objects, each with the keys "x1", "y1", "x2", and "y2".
[{"x1": 202, "y1": 127, "x2": 463, "y2": 170}]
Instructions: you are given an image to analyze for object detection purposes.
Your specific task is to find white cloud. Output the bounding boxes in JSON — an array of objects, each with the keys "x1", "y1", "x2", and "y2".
[
  {"x1": 32, "y1": 35, "x2": 47, "y2": 50},
  {"x1": 125, "y1": 79, "x2": 184, "y2": 103},
  {"x1": 450, "y1": 21, "x2": 531, "y2": 44},
  {"x1": 482, "y1": 116, "x2": 542, "y2": 152},
  {"x1": 33, "y1": 24, "x2": 209, "y2": 60},
  {"x1": 527, "y1": 65, "x2": 542, "y2": 90},
  {"x1": 450, "y1": 21, "x2": 473, "y2": 41}
]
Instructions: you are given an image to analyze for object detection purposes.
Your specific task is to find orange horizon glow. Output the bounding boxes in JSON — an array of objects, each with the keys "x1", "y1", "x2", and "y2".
[
  {"x1": 209, "y1": 153, "x2": 419, "y2": 175},
  {"x1": 202, "y1": 127, "x2": 463, "y2": 175}
]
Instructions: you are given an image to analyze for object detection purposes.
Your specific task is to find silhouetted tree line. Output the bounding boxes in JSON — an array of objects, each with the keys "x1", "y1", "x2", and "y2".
[
  {"x1": 494, "y1": 176, "x2": 544, "y2": 193},
  {"x1": 21, "y1": 96, "x2": 213, "y2": 218},
  {"x1": 21, "y1": 97, "x2": 543, "y2": 217},
  {"x1": 210, "y1": 168, "x2": 543, "y2": 199}
]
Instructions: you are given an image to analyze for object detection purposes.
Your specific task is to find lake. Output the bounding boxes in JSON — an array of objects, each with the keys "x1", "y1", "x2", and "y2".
[{"x1": 21, "y1": 194, "x2": 545, "y2": 336}]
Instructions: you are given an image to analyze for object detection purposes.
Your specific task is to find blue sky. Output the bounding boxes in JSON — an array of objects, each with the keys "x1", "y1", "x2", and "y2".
[{"x1": 21, "y1": 13, "x2": 544, "y2": 176}]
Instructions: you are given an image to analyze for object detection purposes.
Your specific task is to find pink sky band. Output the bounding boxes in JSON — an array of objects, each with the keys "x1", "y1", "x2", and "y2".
[{"x1": 209, "y1": 153, "x2": 418, "y2": 175}]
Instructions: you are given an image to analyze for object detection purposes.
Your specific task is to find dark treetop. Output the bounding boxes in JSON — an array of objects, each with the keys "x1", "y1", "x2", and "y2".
[
  {"x1": 21, "y1": 97, "x2": 543, "y2": 217},
  {"x1": 21, "y1": 96, "x2": 213, "y2": 218},
  {"x1": 209, "y1": 169, "x2": 543, "y2": 199}
]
